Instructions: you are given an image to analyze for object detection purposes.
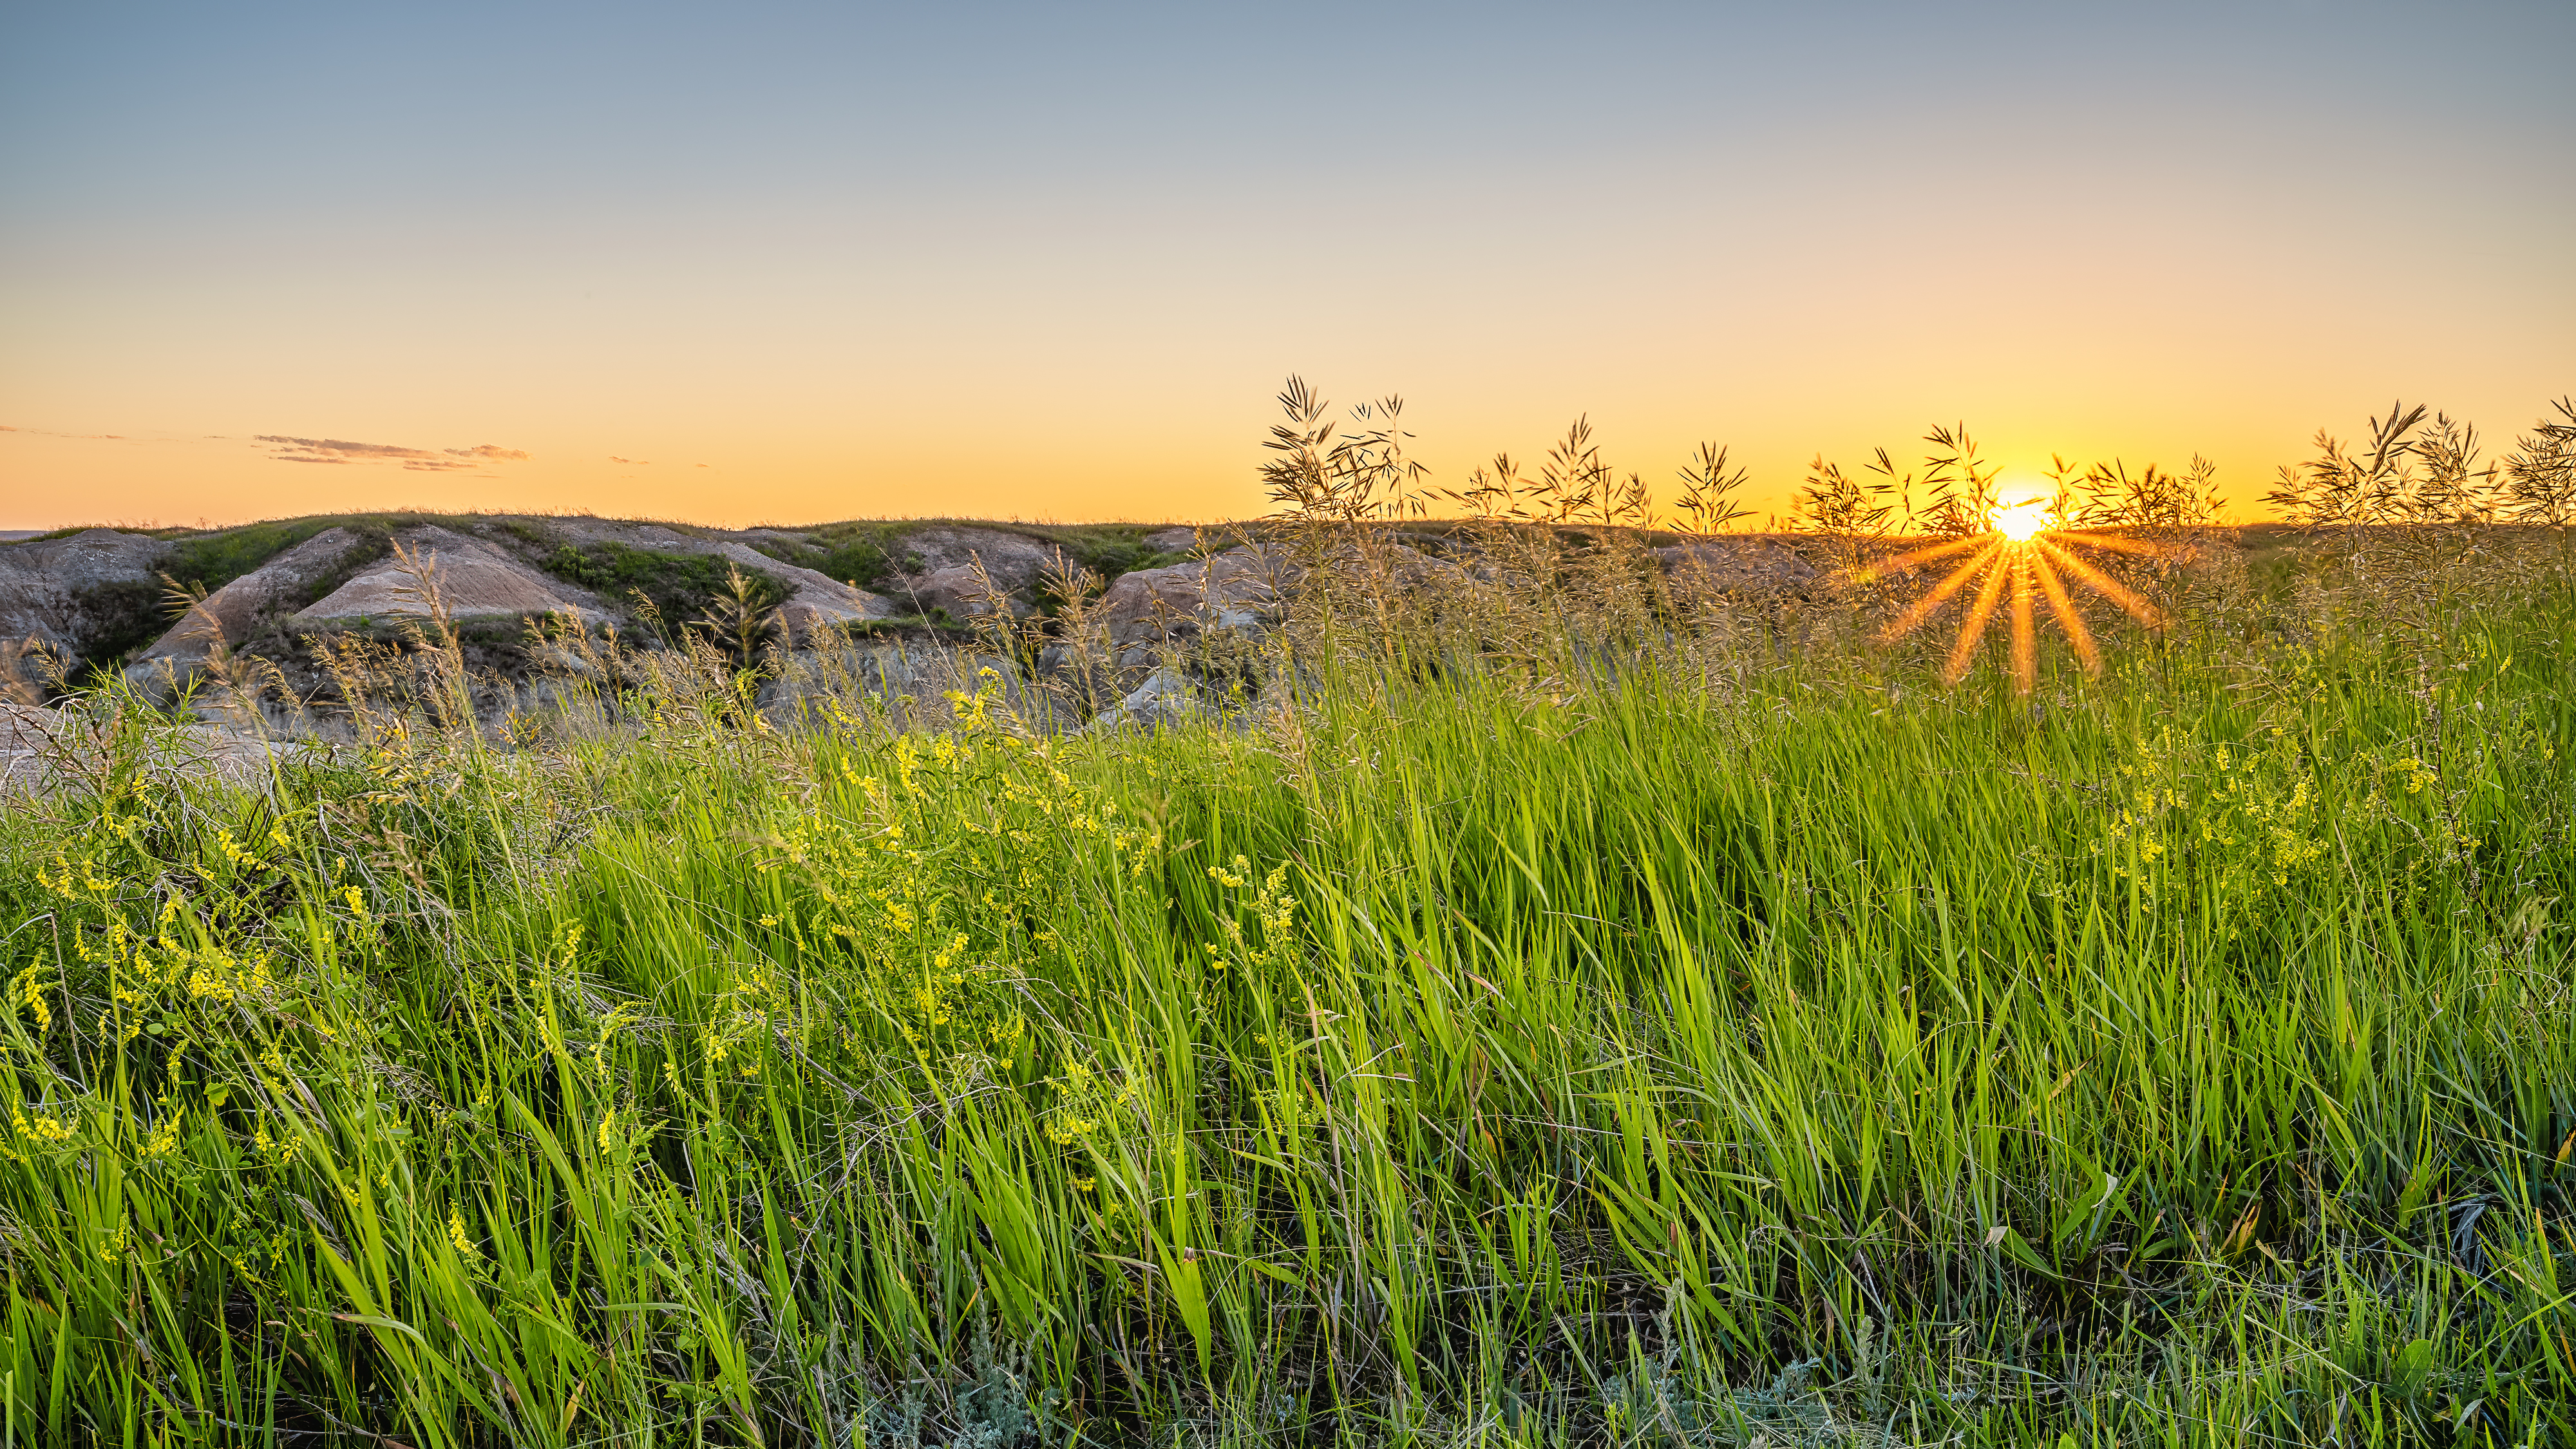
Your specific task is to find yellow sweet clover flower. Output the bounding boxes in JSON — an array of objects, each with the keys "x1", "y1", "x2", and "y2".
[
  {"x1": 187, "y1": 958, "x2": 238, "y2": 1003},
  {"x1": 2099, "y1": 729, "x2": 2346, "y2": 905},
  {"x1": 448, "y1": 1206, "x2": 480, "y2": 1258},
  {"x1": 13, "y1": 965, "x2": 52, "y2": 1033},
  {"x1": 14, "y1": 1106, "x2": 76, "y2": 1143},
  {"x1": 1201, "y1": 857, "x2": 1299, "y2": 973},
  {"x1": 592, "y1": 1003, "x2": 636, "y2": 1079}
]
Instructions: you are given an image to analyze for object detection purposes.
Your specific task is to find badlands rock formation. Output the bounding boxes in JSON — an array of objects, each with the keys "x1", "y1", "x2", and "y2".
[
  {"x1": 880, "y1": 527, "x2": 1060, "y2": 623},
  {"x1": 1093, "y1": 550, "x2": 1291, "y2": 665},
  {"x1": 295, "y1": 526, "x2": 607, "y2": 625},
  {"x1": 137, "y1": 527, "x2": 372, "y2": 674},
  {"x1": 0, "y1": 529, "x2": 167, "y2": 656},
  {"x1": 2, "y1": 512, "x2": 1831, "y2": 742},
  {"x1": 543, "y1": 520, "x2": 892, "y2": 632}
]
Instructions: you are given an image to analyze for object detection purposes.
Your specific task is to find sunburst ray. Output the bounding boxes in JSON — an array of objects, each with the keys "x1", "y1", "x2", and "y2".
[
  {"x1": 2034, "y1": 538, "x2": 2162, "y2": 626},
  {"x1": 1880, "y1": 540, "x2": 2000, "y2": 641},
  {"x1": 1858, "y1": 533, "x2": 1991, "y2": 582},
  {"x1": 1877, "y1": 506, "x2": 2177, "y2": 694},
  {"x1": 2009, "y1": 550, "x2": 2037, "y2": 696},
  {"x1": 1942, "y1": 547, "x2": 2013, "y2": 685},
  {"x1": 2027, "y1": 545, "x2": 2101, "y2": 675},
  {"x1": 2043, "y1": 529, "x2": 2167, "y2": 557}
]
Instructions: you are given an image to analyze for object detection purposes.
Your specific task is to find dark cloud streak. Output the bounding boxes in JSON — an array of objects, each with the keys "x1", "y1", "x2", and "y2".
[{"x1": 255, "y1": 435, "x2": 530, "y2": 469}]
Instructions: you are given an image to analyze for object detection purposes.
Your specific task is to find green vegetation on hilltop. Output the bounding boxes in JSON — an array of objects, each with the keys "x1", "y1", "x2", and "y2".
[
  {"x1": 786, "y1": 521, "x2": 923, "y2": 591},
  {"x1": 775, "y1": 520, "x2": 1200, "y2": 594},
  {"x1": 159, "y1": 518, "x2": 379, "y2": 596},
  {"x1": 536, "y1": 541, "x2": 790, "y2": 641},
  {"x1": 1033, "y1": 523, "x2": 1200, "y2": 580}
]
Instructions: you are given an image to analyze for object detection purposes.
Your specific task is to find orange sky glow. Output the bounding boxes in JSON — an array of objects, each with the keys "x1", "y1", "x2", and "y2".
[{"x1": 5, "y1": 3, "x2": 2569, "y2": 533}]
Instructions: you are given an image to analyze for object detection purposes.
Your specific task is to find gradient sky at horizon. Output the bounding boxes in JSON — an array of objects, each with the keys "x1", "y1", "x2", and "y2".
[{"x1": 5, "y1": 1, "x2": 2571, "y2": 531}]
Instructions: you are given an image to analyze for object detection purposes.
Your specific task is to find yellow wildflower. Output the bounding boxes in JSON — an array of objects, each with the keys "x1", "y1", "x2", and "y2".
[
  {"x1": 14, "y1": 1107, "x2": 76, "y2": 1143},
  {"x1": 448, "y1": 1206, "x2": 480, "y2": 1258},
  {"x1": 13, "y1": 965, "x2": 51, "y2": 1032}
]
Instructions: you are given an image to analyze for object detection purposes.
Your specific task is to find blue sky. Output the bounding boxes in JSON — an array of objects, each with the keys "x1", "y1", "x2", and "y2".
[{"x1": 5, "y1": 1, "x2": 2570, "y2": 526}]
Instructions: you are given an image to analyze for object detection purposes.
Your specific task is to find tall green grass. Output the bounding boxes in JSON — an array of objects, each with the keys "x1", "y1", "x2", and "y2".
[{"x1": 3, "y1": 587, "x2": 2572, "y2": 1446}]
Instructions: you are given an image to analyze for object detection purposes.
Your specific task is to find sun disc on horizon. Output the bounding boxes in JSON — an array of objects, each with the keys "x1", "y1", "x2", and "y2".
[{"x1": 1989, "y1": 498, "x2": 2050, "y2": 542}]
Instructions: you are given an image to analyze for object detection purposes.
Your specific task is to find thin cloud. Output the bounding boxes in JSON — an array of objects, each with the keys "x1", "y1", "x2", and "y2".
[
  {"x1": 255, "y1": 435, "x2": 529, "y2": 469},
  {"x1": 2, "y1": 424, "x2": 128, "y2": 439},
  {"x1": 609, "y1": 455, "x2": 650, "y2": 465}
]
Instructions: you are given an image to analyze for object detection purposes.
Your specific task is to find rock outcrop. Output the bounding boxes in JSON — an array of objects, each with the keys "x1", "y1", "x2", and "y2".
[
  {"x1": 1092, "y1": 549, "x2": 1292, "y2": 665},
  {"x1": 0, "y1": 529, "x2": 168, "y2": 656},
  {"x1": 296, "y1": 527, "x2": 605, "y2": 625},
  {"x1": 137, "y1": 527, "x2": 372, "y2": 674},
  {"x1": 691, "y1": 542, "x2": 890, "y2": 633},
  {"x1": 545, "y1": 520, "x2": 893, "y2": 630},
  {"x1": 1084, "y1": 668, "x2": 1204, "y2": 733},
  {"x1": 889, "y1": 528, "x2": 1063, "y2": 622}
]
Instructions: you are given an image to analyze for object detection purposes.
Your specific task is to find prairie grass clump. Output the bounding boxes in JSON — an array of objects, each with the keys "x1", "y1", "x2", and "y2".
[{"x1": 1, "y1": 392, "x2": 2573, "y2": 1446}]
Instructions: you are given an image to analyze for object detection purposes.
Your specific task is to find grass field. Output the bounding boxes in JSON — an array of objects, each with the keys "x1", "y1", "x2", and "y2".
[{"x1": 3, "y1": 506, "x2": 2574, "y2": 1446}]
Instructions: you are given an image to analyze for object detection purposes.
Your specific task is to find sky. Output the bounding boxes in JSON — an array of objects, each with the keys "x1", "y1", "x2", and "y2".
[{"x1": 3, "y1": 1, "x2": 2571, "y2": 531}]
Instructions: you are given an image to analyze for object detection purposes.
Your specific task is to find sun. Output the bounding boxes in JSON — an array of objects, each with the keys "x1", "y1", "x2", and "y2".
[
  {"x1": 1857, "y1": 509, "x2": 2174, "y2": 696},
  {"x1": 1989, "y1": 498, "x2": 2049, "y2": 541}
]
